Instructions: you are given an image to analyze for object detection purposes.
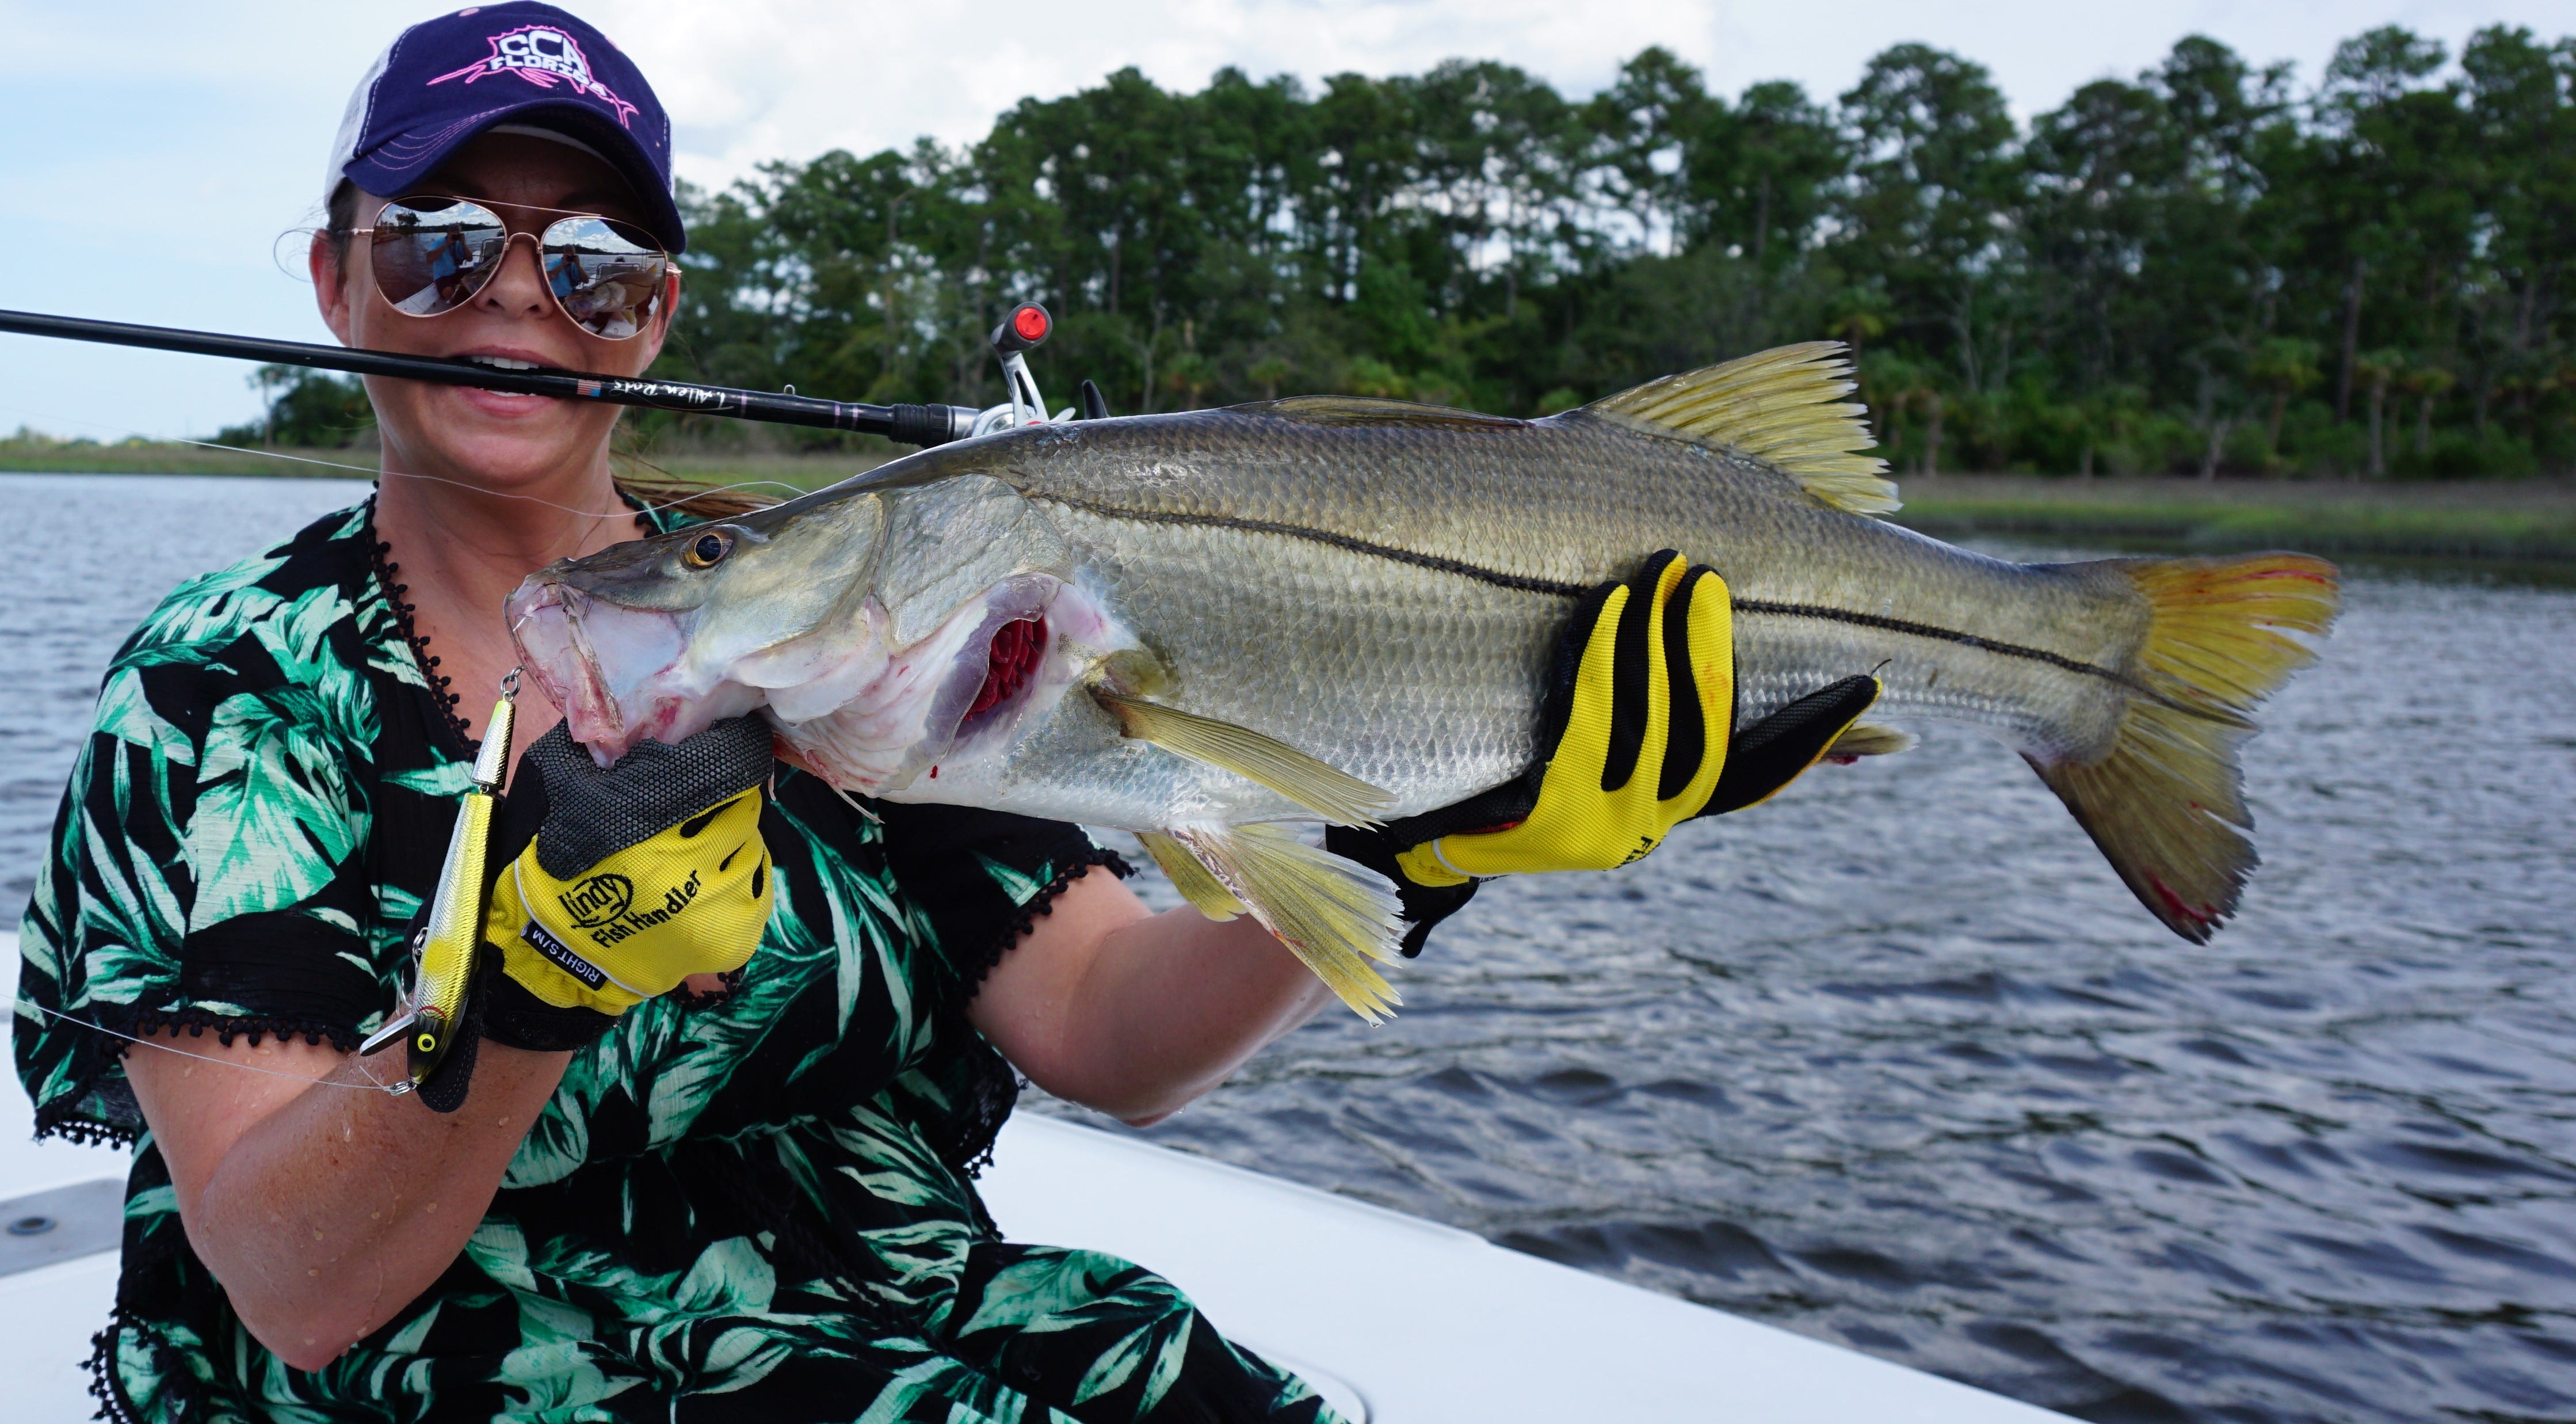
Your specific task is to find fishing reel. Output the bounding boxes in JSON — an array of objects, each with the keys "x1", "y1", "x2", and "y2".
[{"x1": 965, "y1": 302, "x2": 1112, "y2": 437}]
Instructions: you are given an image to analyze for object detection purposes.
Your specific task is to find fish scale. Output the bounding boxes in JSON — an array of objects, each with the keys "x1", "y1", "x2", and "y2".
[
  {"x1": 1014, "y1": 407, "x2": 2146, "y2": 760},
  {"x1": 511, "y1": 342, "x2": 2340, "y2": 1012}
]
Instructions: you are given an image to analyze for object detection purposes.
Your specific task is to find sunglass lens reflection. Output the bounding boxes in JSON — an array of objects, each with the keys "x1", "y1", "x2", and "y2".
[
  {"x1": 542, "y1": 216, "x2": 667, "y2": 339},
  {"x1": 372, "y1": 200, "x2": 508, "y2": 317}
]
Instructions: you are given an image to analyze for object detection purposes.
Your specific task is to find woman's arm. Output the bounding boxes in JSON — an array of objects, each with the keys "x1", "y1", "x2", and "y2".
[
  {"x1": 123, "y1": 1034, "x2": 570, "y2": 1370},
  {"x1": 968, "y1": 868, "x2": 1337, "y2": 1125}
]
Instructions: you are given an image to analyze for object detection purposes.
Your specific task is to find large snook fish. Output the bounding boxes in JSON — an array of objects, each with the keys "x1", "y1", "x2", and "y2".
[{"x1": 508, "y1": 345, "x2": 2339, "y2": 1018}]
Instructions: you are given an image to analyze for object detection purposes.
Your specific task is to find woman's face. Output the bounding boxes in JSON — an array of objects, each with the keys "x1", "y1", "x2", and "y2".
[{"x1": 313, "y1": 131, "x2": 677, "y2": 492}]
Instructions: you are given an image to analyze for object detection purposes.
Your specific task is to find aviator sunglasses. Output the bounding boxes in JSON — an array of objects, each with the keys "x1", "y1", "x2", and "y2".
[{"x1": 351, "y1": 195, "x2": 673, "y2": 341}]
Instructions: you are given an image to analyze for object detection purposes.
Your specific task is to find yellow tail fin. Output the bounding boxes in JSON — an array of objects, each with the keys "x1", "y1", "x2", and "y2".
[{"x1": 2031, "y1": 553, "x2": 2340, "y2": 942}]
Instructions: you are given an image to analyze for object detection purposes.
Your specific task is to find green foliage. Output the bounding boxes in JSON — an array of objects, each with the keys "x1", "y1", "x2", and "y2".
[
  {"x1": 631, "y1": 28, "x2": 2576, "y2": 475},
  {"x1": 217, "y1": 365, "x2": 375, "y2": 448},
  {"x1": 1894, "y1": 476, "x2": 2576, "y2": 561},
  {"x1": 0, "y1": 427, "x2": 347, "y2": 476}
]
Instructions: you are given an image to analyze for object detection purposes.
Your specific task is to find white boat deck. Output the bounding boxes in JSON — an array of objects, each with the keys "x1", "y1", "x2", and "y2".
[{"x1": 1, "y1": 935, "x2": 2060, "y2": 1421}]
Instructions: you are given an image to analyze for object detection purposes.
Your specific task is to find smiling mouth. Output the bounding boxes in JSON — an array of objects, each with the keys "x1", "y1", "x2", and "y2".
[{"x1": 460, "y1": 355, "x2": 546, "y2": 372}]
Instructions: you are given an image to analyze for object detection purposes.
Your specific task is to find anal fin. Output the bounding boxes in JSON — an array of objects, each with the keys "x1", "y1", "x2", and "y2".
[
  {"x1": 1137, "y1": 831, "x2": 1246, "y2": 921},
  {"x1": 1168, "y1": 824, "x2": 1403, "y2": 1022},
  {"x1": 1094, "y1": 691, "x2": 1395, "y2": 826}
]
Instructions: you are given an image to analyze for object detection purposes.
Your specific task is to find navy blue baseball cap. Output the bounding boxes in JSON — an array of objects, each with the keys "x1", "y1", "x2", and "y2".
[{"x1": 325, "y1": 3, "x2": 685, "y2": 252}]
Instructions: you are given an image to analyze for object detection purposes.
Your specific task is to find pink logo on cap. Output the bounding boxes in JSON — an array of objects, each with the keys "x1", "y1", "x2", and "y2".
[{"x1": 429, "y1": 24, "x2": 639, "y2": 128}]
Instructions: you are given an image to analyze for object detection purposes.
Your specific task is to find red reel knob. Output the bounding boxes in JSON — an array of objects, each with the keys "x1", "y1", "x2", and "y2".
[{"x1": 991, "y1": 302, "x2": 1055, "y2": 354}]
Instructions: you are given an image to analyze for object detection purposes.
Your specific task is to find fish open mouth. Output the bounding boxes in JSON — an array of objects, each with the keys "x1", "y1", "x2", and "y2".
[
  {"x1": 509, "y1": 556, "x2": 1067, "y2": 785},
  {"x1": 510, "y1": 578, "x2": 627, "y2": 745},
  {"x1": 507, "y1": 575, "x2": 736, "y2": 761}
]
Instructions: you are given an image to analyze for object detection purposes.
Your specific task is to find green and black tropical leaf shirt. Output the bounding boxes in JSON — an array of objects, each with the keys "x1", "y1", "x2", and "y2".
[{"x1": 14, "y1": 498, "x2": 1338, "y2": 1423}]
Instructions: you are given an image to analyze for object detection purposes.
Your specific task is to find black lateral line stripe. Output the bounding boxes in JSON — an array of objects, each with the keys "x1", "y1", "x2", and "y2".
[
  {"x1": 1044, "y1": 496, "x2": 2125, "y2": 684},
  {"x1": 1733, "y1": 600, "x2": 2123, "y2": 681},
  {"x1": 1040, "y1": 496, "x2": 1594, "y2": 597}
]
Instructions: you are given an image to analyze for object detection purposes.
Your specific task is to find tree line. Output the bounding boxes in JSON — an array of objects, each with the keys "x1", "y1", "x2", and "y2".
[{"x1": 243, "y1": 24, "x2": 2575, "y2": 478}]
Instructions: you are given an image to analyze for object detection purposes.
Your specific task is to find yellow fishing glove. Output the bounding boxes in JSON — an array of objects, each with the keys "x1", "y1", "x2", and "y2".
[
  {"x1": 482, "y1": 718, "x2": 776, "y2": 1021},
  {"x1": 1405, "y1": 551, "x2": 1730, "y2": 882},
  {"x1": 1329, "y1": 550, "x2": 1883, "y2": 955}
]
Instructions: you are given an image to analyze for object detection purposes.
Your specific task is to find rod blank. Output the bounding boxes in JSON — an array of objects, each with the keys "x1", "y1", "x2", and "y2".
[{"x1": 0, "y1": 308, "x2": 978, "y2": 447}]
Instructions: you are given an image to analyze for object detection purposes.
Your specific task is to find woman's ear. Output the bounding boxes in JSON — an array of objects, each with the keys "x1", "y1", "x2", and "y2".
[{"x1": 311, "y1": 229, "x2": 356, "y2": 346}]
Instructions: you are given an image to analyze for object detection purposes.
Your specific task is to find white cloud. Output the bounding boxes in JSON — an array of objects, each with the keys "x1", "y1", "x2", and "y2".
[
  {"x1": 606, "y1": 0, "x2": 2563, "y2": 192},
  {"x1": 0, "y1": 0, "x2": 2563, "y2": 440}
]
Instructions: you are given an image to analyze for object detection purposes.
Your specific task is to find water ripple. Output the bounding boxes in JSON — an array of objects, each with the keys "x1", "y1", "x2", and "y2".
[
  {"x1": 1067, "y1": 551, "x2": 2576, "y2": 1424},
  {"x1": 7, "y1": 476, "x2": 2573, "y2": 1423}
]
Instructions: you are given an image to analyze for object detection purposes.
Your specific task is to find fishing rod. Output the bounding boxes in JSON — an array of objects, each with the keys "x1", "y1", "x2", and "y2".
[
  {"x1": 0, "y1": 307, "x2": 986, "y2": 448},
  {"x1": 3, "y1": 302, "x2": 1104, "y2": 1097}
]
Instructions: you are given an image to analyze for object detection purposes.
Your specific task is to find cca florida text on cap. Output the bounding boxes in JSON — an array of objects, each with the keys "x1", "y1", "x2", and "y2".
[{"x1": 324, "y1": 2, "x2": 686, "y2": 253}]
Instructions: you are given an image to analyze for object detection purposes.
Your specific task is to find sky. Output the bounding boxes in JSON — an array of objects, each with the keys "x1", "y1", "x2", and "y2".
[{"x1": 1, "y1": 0, "x2": 2563, "y2": 443}]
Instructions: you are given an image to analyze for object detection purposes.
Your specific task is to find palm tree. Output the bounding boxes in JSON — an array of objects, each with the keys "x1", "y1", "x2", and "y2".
[
  {"x1": 1858, "y1": 351, "x2": 1937, "y2": 472},
  {"x1": 2395, "y1": 360, "x2": 2455, "y2": 458},
  {"x1": 1827, "y1": 285, "x2": 1894, "y2": 367},
  {"x1": 1246, "y1": 355, "x2": 1292, "y2": 402},
  {"x1": 2352, "y1": 348, "x2": 2402, "y2": 477},
  {"x1": 2246, "y1": 337, "x2": 2322, "y2": 462}
]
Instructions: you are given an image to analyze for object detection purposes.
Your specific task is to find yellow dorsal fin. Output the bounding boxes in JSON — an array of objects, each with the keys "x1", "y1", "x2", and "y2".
[{"x1": 1586, "y1": 342, "x2": 1899, "y2": 517}]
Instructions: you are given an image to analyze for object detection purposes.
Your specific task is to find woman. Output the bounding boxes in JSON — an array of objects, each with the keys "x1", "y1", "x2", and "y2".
[
  {"x1": 16, "y1": 5, "x2": 1849, "y2": 1419},
  {"x1": 16, "y1": 6, "x2": 1364, "y2": 1418}
]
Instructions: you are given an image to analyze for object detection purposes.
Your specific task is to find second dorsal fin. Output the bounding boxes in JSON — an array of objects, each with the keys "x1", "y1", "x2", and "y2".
[{"x1": 1586, "y1": 342, "x2": 1899, "y2": 517}]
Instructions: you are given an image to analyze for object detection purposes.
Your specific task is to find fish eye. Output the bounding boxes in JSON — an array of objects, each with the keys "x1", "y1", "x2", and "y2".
[{"x1": 682, "y1": 531, "x2": 731, "y2": 570}]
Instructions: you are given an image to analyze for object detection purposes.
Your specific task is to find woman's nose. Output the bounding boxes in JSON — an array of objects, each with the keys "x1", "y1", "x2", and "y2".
[{"x1": 474, "y1": 232, "x2": 556, "y2": 321}]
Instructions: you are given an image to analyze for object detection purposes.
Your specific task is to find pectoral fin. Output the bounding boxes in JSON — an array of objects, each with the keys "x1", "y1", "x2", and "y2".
[
  {"x1": 1094, "y1": 691, "x2": 1395, "y2": 827},
  {"x1": 1137, "y1": 831, "x2": 1246, "y2": 921},
  {"x1": 1168, "y1": 824, "x2": 1403, "y2": 1022}
]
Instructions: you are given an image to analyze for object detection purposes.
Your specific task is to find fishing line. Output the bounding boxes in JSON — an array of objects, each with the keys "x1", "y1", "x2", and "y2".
[
  {"x1": 13, "y1": 997, "x2": 414, "y2": 1096},
  {"x1": 1, "y1": 402, "x2": 814, "y2": 518},
  {"x1": 822, "y1": 779, "x2": 884, "y2": 825},
  {"x1": 371, "y1": 466, "x2": 813, "y2": 519},
  {"x1": 163, "y1": 440, "x2": 382, "y2": 479},
  {"x1": 219, "y1": 444, "x2": 812, "y2": 520}
]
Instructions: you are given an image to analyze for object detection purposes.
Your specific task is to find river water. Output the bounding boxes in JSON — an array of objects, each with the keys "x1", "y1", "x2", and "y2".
[{"x1": 6, "y1": 472, "x2": 2573, "y2": 1423}]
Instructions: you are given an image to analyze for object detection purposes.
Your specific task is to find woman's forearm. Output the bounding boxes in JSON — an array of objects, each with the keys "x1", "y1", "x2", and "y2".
[
  {"x1": 973, "y1": 869, "x2": 1338, "y2": 1124},
  {"x1": 1074, "y1": 909, "x2": 1337, "y2": 1122},
  {"x1": 127, "y1": 1035, "x2": 570, "y2": 1370}
]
